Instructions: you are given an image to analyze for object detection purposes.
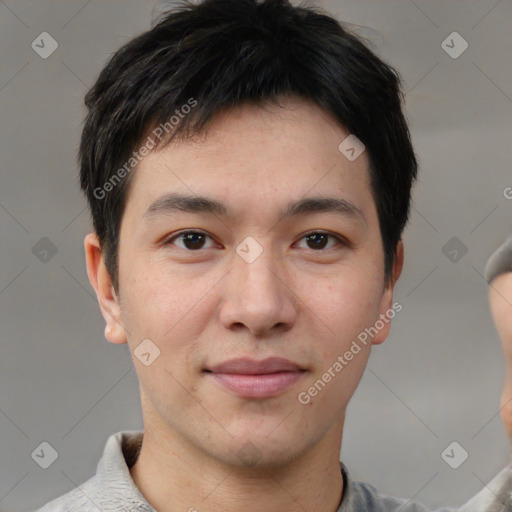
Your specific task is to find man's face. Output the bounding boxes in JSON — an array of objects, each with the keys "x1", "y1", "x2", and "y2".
[{"x1": 106, "y1": 97, "x2": 399, "y2": 467}]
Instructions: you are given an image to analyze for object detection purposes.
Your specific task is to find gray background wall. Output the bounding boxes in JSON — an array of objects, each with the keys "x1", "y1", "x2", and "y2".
[{"x1": 1, "y1": 0, "x2": 511, "y2": 510}]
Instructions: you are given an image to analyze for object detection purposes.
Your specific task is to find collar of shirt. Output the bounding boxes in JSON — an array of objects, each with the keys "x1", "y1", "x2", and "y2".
[
  {"x1": 38, "y1": 430, "x2": 512, "y2": 512},
  {"x1": 93, "y1": 430, "x2": 358, "y2": 511}
]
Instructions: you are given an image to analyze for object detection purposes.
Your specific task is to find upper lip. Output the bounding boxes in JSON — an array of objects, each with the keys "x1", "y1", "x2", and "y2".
[{"x1": 206, "y1": 357, "x2": 304, "y2": 375}]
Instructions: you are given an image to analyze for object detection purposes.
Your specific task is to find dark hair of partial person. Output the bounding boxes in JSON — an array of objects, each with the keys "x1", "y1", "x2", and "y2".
[{"x1": 79, "y1": 0, "x2": 418, "y2": 293}]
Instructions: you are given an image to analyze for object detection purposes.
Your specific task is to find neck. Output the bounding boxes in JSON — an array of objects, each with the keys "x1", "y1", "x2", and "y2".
[{"x1": 129, "y1": 422, "x2": 345, "y2": 512}]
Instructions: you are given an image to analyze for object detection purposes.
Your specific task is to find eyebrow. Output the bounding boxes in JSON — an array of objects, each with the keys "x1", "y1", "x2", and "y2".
[{"x1": 143, "y1": 192, "x2": 366, "y2": 224}]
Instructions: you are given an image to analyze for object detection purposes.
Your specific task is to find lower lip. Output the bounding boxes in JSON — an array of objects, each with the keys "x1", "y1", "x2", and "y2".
[{"x1": 207, "y1": 371, "x2": 304, "y2": 398}]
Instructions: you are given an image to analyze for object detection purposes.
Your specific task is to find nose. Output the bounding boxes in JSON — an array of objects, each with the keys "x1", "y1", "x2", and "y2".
[{"x1": 218, "y1": 245, "x2": 298, "y2": 337}]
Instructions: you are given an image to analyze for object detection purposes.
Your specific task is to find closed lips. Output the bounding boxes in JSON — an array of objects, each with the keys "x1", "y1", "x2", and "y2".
[{"x1": 204, "y1": 357, "x2": 305, "y2": 375}]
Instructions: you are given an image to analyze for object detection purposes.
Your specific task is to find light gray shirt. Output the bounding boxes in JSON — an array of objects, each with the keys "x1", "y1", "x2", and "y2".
[{"x1": 34, "y1": 430, "x2": 512, "y2": 511}]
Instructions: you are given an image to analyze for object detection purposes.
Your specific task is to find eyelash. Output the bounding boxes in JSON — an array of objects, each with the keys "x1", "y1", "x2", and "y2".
[{"x1": 163, "y1": 230, "x2": 347, "y2": 252}]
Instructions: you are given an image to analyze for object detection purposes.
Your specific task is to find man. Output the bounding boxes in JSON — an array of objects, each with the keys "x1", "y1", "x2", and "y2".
[
  {"x1": 35, "y1": 0, "x2": 512, "y2": 510},
  {"x1": 486, "y1": 234, "x2": 512, "y2": 447}
]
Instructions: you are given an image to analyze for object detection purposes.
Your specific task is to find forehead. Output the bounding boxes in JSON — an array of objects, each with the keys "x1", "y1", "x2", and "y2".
[{"x1": 123, "y1": 97, "x2": 374, "y2": 220}]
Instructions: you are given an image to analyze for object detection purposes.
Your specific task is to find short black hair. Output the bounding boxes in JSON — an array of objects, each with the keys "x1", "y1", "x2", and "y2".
[{"x1": 79, "y1": 0, "x2": 418, "y2": 293}]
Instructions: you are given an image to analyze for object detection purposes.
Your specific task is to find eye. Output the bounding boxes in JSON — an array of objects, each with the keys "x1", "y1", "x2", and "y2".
[
  {"x1": 295, "y1": 231, "x2": 345, "y2": 250},
  {"x1": 164, "y1": 230, "x2": 216, "y2": 251},
  {"x1": 163, "y1": 230, "x2": 347, "y2": 252}
]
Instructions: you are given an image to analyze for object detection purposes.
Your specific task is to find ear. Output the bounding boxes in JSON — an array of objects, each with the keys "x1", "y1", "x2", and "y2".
[
  {"x1": 372, "y1": 239, "x2": 404, "y2": 345},
  {"x1": 84, "y1": 232, "x2": 127, "y2": 344}
]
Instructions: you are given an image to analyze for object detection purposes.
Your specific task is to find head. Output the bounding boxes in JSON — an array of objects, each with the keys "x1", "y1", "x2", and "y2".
[{"x1": 83, "y1": 0, "x2": 416, "y2": 468}]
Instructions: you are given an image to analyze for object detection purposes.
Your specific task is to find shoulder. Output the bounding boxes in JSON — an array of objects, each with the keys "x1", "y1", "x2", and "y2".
[
  {"x1": 32, "y1": 475, "x2": 98, "y2": 512},
  {"x1": 340, "y1": 461, "x2": 431, "y2": 511},
  {"x1": 32, "y1": 430, "x2": 148, "y2": 512},
  {"x1": 346, "y1": 463, "x2": 512, "y2": 512},
  {"x1": 350, "y1": 480, "x2": 429, "y2": 511}
]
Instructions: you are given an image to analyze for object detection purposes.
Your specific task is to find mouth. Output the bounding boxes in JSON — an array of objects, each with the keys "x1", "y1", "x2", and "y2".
[{"x1": 203, "y1": 357, "x2": 307, "y2": 399}]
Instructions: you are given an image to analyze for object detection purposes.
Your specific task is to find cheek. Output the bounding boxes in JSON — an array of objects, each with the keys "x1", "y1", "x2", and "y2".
[
  {"x1": 122, "y1": 260, "x2": 219, "y2": 341},
  {"x1": 122, "y1": 266, "x2": 210, "y2": 412},
  {"x1": 296, "y1": 279, "x2": 376, "y2": 415},
  {"x1": 300, "y1": 272, "x2": 384, "y2": 347}
]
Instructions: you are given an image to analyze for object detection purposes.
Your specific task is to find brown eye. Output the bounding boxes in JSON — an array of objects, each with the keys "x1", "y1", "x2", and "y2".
[
  {"x1": 295, "y1": 231, "x2": 343, "y2": 251},
  {"x1": 166, "y1": 231, "x2": 215, "y2": 250},
  {"x1": 306, "y1": 233, "x2": 328, "y2": 249}
]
